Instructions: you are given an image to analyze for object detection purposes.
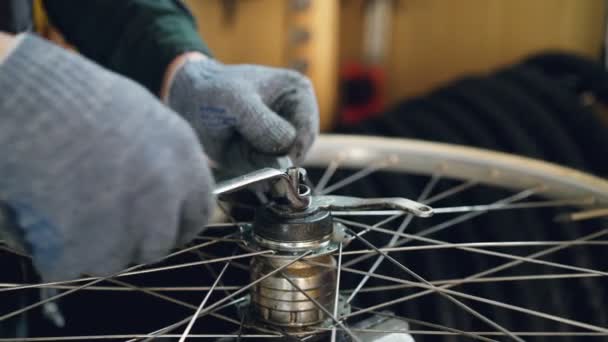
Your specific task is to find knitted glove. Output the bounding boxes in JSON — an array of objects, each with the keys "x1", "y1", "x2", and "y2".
[
  {"x1": 167, "y1": 55, "x2": 319, "y2": 178},
  {"x1": 0, "y1": 34, "x2": 215, "y2": 281}
]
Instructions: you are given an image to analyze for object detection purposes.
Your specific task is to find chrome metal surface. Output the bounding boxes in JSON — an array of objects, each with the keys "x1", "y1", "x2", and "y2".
[
  {"x1": 240, "y1": 223, "x2": 349, "y2": 258},
  {"x1": 252, "y1": 234, "x2": 332, "y2": 251},
  {"x1": 254, "y1": 205, "x2": 333, "y2": 244},
  {"x1": 305, "y1": 135, "x2": 608, "y2": 205},
  {"x1": 314, "y1": 195, "x2": 433, "y2": 217},
  {"x1": 221, "y1": 162, "x2": 434, "y2": 332},
  {"x1": 250, "y1": 255, "x2": 336, "y2": 327},
  {"x1": 213, "y1": 167, "x2": 311, "y2": 210}
]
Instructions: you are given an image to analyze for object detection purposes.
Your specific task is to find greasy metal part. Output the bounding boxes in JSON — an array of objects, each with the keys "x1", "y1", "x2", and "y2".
[
  {"x1": 240, "y1": 222, "x2": 348, "y2": 257},
  {"x1": 250, "y1": 255, "x2": 336, "y2": 327},
  {"x1": 219, "y1": 163, "x2": 429, "y2": 331},
  {"x1": 213, "y1": 167, "x2": 310, "y2": 210},
  {"x1": 253, "y1": 234, "x2": 331, "y2": 251},
  {"x1": 254, "y1": 206, "x2": 333, "y2": 244},
  {"x1": 313, "y1": 196, "x2": 433, "y2": 217},
  {"x1": 214, "y1": 165, "x2": 433, "y2": 217},
  {"x1": 213, "y1": 168, "x2": 286, "y2": 196}
]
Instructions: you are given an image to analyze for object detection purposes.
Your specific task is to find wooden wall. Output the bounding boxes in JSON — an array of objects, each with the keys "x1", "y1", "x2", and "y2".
[
  {"x1": 186, "y1": 0, "x2": 606, "y2": 129},
  {"x1": 185, "y1": 0, "x2": 339, "y2": 130}
]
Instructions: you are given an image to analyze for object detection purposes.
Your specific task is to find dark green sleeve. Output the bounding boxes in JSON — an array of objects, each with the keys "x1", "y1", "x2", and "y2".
[{"x1": 43, "y1": 0, "x2": 211, "y2": 94}]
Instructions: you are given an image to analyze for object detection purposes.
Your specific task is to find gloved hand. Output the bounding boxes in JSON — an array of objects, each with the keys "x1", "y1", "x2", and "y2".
[
  {"x1": 166, "y1": 54, "x2": 319, "y2": 178},
  {"x1": 0, "y1": 34, "x2": 215, "y2": 281}
]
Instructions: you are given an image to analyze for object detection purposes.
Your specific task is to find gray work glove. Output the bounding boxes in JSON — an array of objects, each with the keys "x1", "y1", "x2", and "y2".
[
  {"x1": 0, "y1": 34, "x2": 214, "y2": 281},
  {"x1": 167, "y1": 56, "x2": 319, "y2": 179}
]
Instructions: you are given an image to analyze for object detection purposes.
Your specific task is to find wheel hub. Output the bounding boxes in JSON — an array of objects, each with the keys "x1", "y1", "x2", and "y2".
[
  {"x1": 213, "y1": 164, "x2": 433, "y2": 332},
  {"x1": 246, "y1": 168, "x2": 344, "y2": 328}
]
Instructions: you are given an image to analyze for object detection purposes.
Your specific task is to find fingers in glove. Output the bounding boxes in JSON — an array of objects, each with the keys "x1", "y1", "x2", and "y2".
[
  {"x1": 133, "y1": 120, "x2": 216, "y2": 262},
  {"x1": 236, "y1": 94, "x2": 297, "y2": 155},
  {"x1": 269, "y1": 73, "x2": 319, "y2": 163},
  {"x1": 175, "y1": 161, "x2": 216, "y2": 246}
]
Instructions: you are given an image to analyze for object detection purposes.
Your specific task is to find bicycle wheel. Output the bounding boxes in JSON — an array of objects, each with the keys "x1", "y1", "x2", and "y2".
[{"x1": 1, "y1": 134, "x2": 607, "y2": 341}]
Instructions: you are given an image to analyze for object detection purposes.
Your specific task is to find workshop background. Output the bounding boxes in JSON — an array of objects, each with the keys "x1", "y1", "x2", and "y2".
[
  {"x1": 186, "y1": 0, "x2": 607, "y2": 130},
  {"x1": 15, "y1": 1, "x2": 608, "y2": 341}
]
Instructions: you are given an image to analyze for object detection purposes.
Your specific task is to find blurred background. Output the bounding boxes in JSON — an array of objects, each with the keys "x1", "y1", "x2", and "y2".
[
  {"x1": 21, "y1": 2, "x2": 608, "y2": 341},
  {"x1": 186, "y1": 0, "x2": 607, "y2": 131}
]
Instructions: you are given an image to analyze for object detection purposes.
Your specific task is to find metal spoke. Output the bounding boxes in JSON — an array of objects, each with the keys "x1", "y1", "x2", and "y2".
[
  {"x1": 102, "y1": 250, "x2": 273, "y2": 279},
  {"x1": 193, "y1": 247, "x2": 240, "y2": 299},
  {"x1": 0, "y1": 334, "x2": 286, "y2": 341},
  {"x1": 0, "y1": 283, "x2": 241, "y2": 292},
  {"x1": 137, "y1": 251, "x2": 312, "y2": 340},
  {"x1": 336, "y1": 229, "x2": 608, "y2": 333},
  {"x1": 406, "y1": 187, "x2": 540, "y2": 237},
  {"x1": 13, "y1": 248, "x2": 251, "y2": 288},
  {"x1": 279, "y1": 267, "x2": 361, "y2": 342},
  {"x1": 0, "y1": 265, "x2": 133, "y2": 322},
  {"x1": 128, "y1": 297, "x2": 276, "y2": 342},
  {"x1": 417, "y1": 172, "x2": 443, "y2": 200},
  {"x1": 310, "y1": 258, "x2": 587, "y2": 300},
  {"x1": 4, "y1": 331, "x2": 608, "y2": 341},
  {"x1": 178, "y1": 261, "x2": 230, "y2": 342},
  {"x1": 431, "y1": 197, "x2": 595, "y2": 214},
  {"x1": 346, "y1": 172, "x2": 441, "y2": 304},
  {"x1": 236, "y1": 314, "x2": 246, "y2": 342},
  {"x1": 314, "y1": 156, "x2": 343, "y2": 194},
  {"x1": 201, "y1": 222, "x2": 246, "y2": 229},
  {"x1": 349, "y1": 306, "x2": 498, "y2": 342},
  {"x1": 339, "y1": 218, "x2": 608, "y2": 276},
  {"x1": 311, "y1": 327, "x2": 608, "y2": 337},
  {"x1": 347, "y1": 213, "x2": 406, "y2": 242},
  {"x1": 194, "y1": 236, "x2": 242, "y2": 243},
  {"x1": 347, "y1": 229, "x2": 525, "y2": 342},
  {"x1": 326, "y1": 260, "x2": 608, "y2": 334},
  {"x1": 340, "y1": 240, "x2": 608, "y2": 255},
  {"x1": 344, "y1": 187, "x2": 541, "y2": 268},
  {"x1": 194, "y1": 250, "x2": 249, "y2": 271},
  {"x1": 334, "y1": 197, "x2": 595, "y2": 216},
  {"x1": 424, "y1": 180, "x2": 478, "y2": 204},
  {"x1": 347, "y1": 178, "x2": 481, "y2": 242},
  {"x1": 343, "y1": 272, "x2": 603, "y2": 293},
  {"x1": 0, "y1": 234, "x2": 243, "y2": 320},
  {"x1": 320, "y1": 156, "x2": 397, "y2": 195},
  {"x1": 309, "y1": 247, "x2": 608, "y2": 336},
  {"x1": 331, "y1": 242, "x2": 343, "y2": 342},
  {"x1": 102, "y1": 278, "x2": 240, "y2": 327},
  {"x1": 4, "y1": 135, "x2": 608, "y2": 342}
]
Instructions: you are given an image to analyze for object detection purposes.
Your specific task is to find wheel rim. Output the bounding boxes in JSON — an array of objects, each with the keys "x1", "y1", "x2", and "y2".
[{"x1": 1, "y1": 134, "x2": 607, "y2": 341}]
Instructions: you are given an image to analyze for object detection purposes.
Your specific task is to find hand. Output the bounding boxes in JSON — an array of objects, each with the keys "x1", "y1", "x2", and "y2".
[
  {"x1": 0, "y1": 35, "x2": 215, "y2": 281},
  {"x1": 165, "y1": 53, "x2": 319, "y2": 178}
]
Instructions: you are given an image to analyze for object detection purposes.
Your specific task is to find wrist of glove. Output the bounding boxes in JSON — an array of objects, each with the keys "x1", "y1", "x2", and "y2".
[
  {"x1": 167, "y1": 56, "x2": 319, "y2": 179},
  {"x1": 0, "y1": 35, "x2": 215, "y2": 281}
]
